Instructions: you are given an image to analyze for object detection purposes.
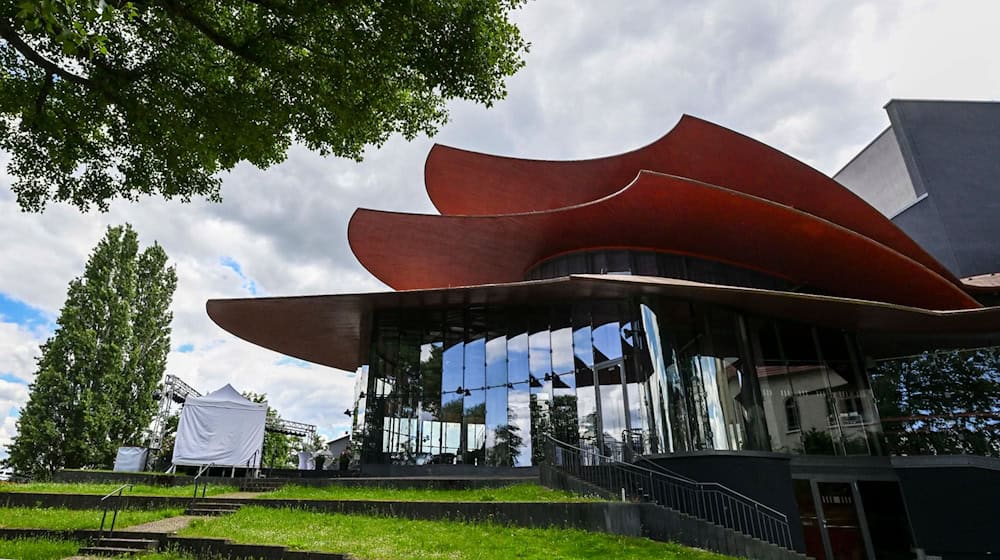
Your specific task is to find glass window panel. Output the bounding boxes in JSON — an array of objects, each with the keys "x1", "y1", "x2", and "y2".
[
  {"x1": 506, "y1": 311, "x2": 531, "y2": 466},
  {"x1": 572, "y1": 304, "x2": 599, "y2": 446},
  {"x1": 485, "y1": 387, "x2": 510, "y2": 465},
  {"x1": 606, "y1": 250, "x2": 630, "y2": 274},
  {"x1": 774, "y1": 322, "x2": 842, "y2": 455},
  {"x1": 528, "y1": 310, "x2": 552, "y2": 465},
  {"x1": 566, "y1": 253, "x2": 587, "y2": 274},
  {"x1": 464, "y1": 388, "x2": 486, "y2": 463},
  {"x1": 550, "y1": 307, "x2": 578, "y2": 444},
  {"x1": 462, "y1": 309, "x2": 486, "y2": 464},
  {"x1": 823, "y1": 331, "x2": 881, "y2": 456},
  {"x1": 632, "y1": 252, "x2": 658, "y2": 276},
  {"x1": 592, "y1": 302, "x2": 623, "y2": 363},
  {"x1": 441, "y1": 312, "x2": 464, "y2": 459},
  {"x1": 598, "y1": 363, "x2": 627, "y2": 450},
  {"x1": 748, "y1": 318, "x2": 802, "y2": 454}
]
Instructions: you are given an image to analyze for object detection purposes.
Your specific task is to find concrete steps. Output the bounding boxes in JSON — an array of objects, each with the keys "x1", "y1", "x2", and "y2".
[
  {"x1": 78, "y1": 537, "x2": 158, "y2": 556},
  {"x1": 240, "y1": 479, "x2": 285, "y2": 492},
  {"x1": 185, "y1": 500, "x2": 243, "y2": 516}
]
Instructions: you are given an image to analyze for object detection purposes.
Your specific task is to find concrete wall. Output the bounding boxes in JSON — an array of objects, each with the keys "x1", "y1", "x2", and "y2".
[{"x1": 835, "y1": 126, "x2": 921, "y2": 217}]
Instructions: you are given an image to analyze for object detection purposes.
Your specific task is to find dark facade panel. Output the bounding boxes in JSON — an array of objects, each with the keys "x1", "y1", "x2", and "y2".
[{"x1": 887, "y1": 100, "x2": 1000, "y2": 278}]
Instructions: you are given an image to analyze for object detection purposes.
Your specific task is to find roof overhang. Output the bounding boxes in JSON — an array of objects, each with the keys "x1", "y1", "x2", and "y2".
[{"x1": 207, "y1": 274, "x2": 1000, "y2": 372}]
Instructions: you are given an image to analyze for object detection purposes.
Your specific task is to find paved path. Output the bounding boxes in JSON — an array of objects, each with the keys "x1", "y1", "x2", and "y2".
[
  {"x1": 125, "y1": 514, "x2": 201, "y2": 533},
  {"x1": 212, "y1": 491, "x2": 264, "y2": 499}
]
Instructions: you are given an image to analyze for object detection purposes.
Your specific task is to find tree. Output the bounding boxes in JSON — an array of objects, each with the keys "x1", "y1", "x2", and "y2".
[
  {"x1": 243, "y1": 392, "x2": 295, "y2": 469},
  {"x1": 0, "y1": 0, "x2": 529, "y2": 212},
  {"x1": 4, "y1": 224, "x2": 177, "y2": 477}
]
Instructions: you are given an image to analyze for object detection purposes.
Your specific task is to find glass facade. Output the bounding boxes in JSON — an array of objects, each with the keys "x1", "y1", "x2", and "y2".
[
  {"x1": 359, "y1": 297, "x2": 886, "y2": 465},
  {"x1": 524, "y1": 249, "x2": 805, "y2": 292}
]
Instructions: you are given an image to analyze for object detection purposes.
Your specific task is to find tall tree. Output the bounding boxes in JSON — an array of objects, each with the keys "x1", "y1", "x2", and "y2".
[
  {"x1": 4, "y1": 224, "x2": 177, "y2": 477},
  {"x1": 0, "y1": 0, "x2": 529, "y2": 212}
]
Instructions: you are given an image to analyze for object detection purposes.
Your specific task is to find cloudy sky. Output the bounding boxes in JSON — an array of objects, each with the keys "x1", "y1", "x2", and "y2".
[{"x1": 2, "y1": 0, "x2": 999, "y2": 460}]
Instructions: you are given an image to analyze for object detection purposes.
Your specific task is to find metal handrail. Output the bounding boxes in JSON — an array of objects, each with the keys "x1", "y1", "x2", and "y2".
[
  {"x1": 545, "y1": 435, "x2": 793, "y2": 549},
  {"x1": 193, "y1": 463, "x2": 214, "y2": 499},
  {"x1": 98, "y1": 483, "x2": 132, "y2": 538}
]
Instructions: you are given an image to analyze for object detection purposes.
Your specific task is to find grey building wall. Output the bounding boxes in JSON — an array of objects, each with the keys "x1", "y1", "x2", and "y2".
[
  {"x1": 837, "y1": 100, "x2": 1000, "y2": 279},
  {"x1": 834, "y1": 126, "x2": 920, "y2": 217}
]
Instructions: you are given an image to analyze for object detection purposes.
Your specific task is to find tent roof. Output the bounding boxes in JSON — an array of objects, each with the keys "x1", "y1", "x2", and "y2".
[{"x1": 187, "y1": 384, "x2": 266, "y2": 410}]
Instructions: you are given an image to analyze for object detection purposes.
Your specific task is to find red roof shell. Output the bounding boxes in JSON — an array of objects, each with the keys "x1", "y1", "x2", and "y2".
[
  {"x1": 349, "y1": 171, "x2": 979, "y2": 310},
  {"x1": 423, "y1": 115, "x2": 958, "y2": 284}
]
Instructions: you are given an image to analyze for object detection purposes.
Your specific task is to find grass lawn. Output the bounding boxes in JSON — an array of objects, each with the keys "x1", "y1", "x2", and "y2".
[
  {"x1": 181, "y1": 506, "x2": 737, "y2": 560},
  {"x1": 263, "y1": 483, "x2": 600, "y2": 503},
  {"x1": 0, "y1": 538, "x2": 80, "y2": 560},
  {"x1": 0, "y1": 481, "x2": 238, "y2": 497},
  {"x1": 0, "y1": 507, "x2": 184, "y2": 530}
]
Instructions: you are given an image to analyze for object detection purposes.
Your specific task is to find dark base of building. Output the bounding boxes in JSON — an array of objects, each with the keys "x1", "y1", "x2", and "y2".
[{"x1": 640, "y1": 453, "x2": 1000, "y2": 560}]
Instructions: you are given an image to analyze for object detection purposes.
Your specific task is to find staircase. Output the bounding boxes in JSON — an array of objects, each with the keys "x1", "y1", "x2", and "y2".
[
  {"x1": 78, "y1": 537, "x2": 159, "y2": 557},
  {"x1": 184, "y1": 500, "x2": 243, "y2": 516},
  {"x1": 239, "y1": 479, "x2": 285, "y2": 492},
  {"x1": 545, "y1": 436, "x2": 796, "y2": 551}
]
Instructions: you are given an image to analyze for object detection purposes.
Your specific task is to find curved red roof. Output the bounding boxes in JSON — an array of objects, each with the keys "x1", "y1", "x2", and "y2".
[
  {"x1": 424, "y1": 115, "x2": 958, "y2": 284},
  {"x1": 349, "y1": 171, "x2": 979, "y2": 310}
]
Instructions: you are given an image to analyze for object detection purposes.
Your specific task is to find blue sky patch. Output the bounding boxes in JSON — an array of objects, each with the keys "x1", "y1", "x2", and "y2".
[
  {"x1": 276, "y1": 357, "x2": 312, "y2": 369},
  {"x1": 0, "y1": 373, "x2": 26, "y2": 384},
  {"x1": 220, "y1": 257, "x2": 260, "y2": 295},
  {"x1": 0, "y1": 292, "x2": 52, "y2": 332},
  {"x1": 176, "y1": 343, "x2": 195, "y2": 353}
]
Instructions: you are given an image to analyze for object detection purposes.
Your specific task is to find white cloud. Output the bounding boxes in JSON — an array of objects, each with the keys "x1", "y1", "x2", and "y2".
[
  {"x1": 3, "y1": 0, "x2": 1000, "y2": 448},
  {"x1": 0, "y1": 321, "x2": 42, "y2": 383}
]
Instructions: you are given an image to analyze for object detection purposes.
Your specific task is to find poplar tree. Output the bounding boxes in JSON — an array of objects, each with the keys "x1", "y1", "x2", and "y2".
[{"x1": 5, "y1": 224, "x2": 177, "y2": 477}]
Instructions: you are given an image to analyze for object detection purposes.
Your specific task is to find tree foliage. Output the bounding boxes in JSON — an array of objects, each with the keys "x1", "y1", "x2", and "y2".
[
  {"x1": 243, "y1": 391, "x2": 295, "y2": 468},
  {"x1": 0, "y1": 0, "x2": 529, "y2": 211},
  {"x1": 4, "y1": 224, "x2": 177, "y2": 477},
  {"x1": 871, "y1": 347, "x2": 1000, "y2": 457}
]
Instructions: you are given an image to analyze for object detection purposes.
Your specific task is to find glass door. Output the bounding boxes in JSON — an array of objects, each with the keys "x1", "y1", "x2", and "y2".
[{"x1": 817, "y1": 482, "x2": 868, "y2": 560}]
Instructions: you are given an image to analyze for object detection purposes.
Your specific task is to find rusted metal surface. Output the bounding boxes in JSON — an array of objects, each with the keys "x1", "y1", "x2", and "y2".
[
  {"x1": 424, "y1": 115, "x2": 958, "y2": 283},
  {"x1": 350, "y1": 171, "x2": 978, "y2": 309}
]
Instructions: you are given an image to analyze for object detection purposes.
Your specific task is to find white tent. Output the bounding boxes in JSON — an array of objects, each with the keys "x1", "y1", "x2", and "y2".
[
  {"x1": 113, "y1": 447, "x2": 149, "y2": 472},
  {"x1": 172, "y1": 384, "x2": 267, "y2": 468}
]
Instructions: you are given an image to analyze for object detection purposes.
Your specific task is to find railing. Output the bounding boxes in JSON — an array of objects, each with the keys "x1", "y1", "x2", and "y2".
[
  {"x1": 98, "y1": 483, "x2": 132, "y2": 538},
  {"x1": 193, "y1": 463, "x2": 214, "y2": 499},
  {"x1": 545, "y1": 435, "x2": 793, "y2": 549}
]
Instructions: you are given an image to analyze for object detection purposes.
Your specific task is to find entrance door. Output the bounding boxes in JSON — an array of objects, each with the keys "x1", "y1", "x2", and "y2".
[{"x1": 818, "y1": 482, "x2": 868, "y2": 560}]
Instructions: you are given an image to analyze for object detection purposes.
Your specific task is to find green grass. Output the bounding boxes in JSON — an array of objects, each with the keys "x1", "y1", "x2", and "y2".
[
  {"x1": 0, "y1": 507, "x2": 184, "y2": 530},
  {"x1": 181, "y1": 506, "x2": 737, "y2": 560},
  {"x1": 131, "y1": 552, "x2": 197, "y2": 559},
  {"x1": 0, "y1": 538, "x2": 80, "y2": 560},
  {"x1": 0, "y1": 481, "x2": 238, "y2": 497},
  {"x1": 263, "y1": 482, "x2": 601, "y2": 503}
]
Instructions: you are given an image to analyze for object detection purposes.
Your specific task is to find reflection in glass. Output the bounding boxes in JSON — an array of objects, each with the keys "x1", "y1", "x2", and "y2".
[
  {"x1": 550, "y1": 308, "x2": 579, "y2": 444},
  {"x1": 507, "y1": 318, "x2": 531, "y2": 466},
  {"x1": 485, "y1": 310, "x2": 509, "y2": 465},
  {"x1": 528, "y1": 311, "x2": 552, "y2": 465},
  {"x1": 573, "y1": 304, "x2": 599, "y2": 447},
  {"x1": 361, "y1": 298, "x2": 889, "y2": 467}
]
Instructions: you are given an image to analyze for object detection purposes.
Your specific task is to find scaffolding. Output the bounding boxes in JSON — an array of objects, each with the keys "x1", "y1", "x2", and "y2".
[{"x1": 146, "y1": 374, "x2": 316, "y2": 450}]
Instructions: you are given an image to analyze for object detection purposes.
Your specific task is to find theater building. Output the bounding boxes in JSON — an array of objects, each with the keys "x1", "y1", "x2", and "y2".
[{"x1": 209, "y1": 103, "x2": 1000, "y2": 560}]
